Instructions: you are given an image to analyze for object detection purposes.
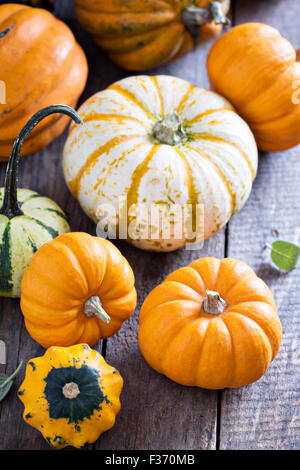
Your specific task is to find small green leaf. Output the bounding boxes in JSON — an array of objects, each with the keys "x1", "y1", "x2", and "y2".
[
  {"x1": 0, "y1": 374, "x2": 13, "y2": 401},
  {"x1": 0, "y1": 360, "x2": 23, "y2": 402},
  {"x1": 267, "y1": 240, "x2": 300, "y2": 271}
]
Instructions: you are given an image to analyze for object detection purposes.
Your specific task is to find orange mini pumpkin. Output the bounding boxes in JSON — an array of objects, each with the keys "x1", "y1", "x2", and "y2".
[
  {"x1": 0, "y1": 4, "x2": 88, "y2": 159},
  {"x1": 21, "y1": 232, "x2": 137, "y2": 347},
  {"x1": 73, "y1": 0, "x2": 230, "y2": 71},
  {"x1": 207, "y1": 23, "x2": 300, "y2": 152},
  {"x1": 139, "y1": 257, "x2": 282, "y2": 389}
]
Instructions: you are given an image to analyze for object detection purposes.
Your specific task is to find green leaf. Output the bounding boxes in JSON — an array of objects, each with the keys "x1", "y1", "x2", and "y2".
[
  {"x1": 267, "y1": 240, "x2": 300, "y2": 271},
  {"x1": 0, "y1": 360, "x2": 23, "y2": 402},
  {"x1": 0, "y1": 373, "x2": 13, "y2": 401}
]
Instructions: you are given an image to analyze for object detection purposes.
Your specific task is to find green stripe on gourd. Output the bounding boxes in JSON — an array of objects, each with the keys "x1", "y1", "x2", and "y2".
[
  {"x1": 0, "y1": 105, "x2": 83, "y2": 298},
  {"x1": 0, "y1": 222, "x2": 13, "y2": 293}
]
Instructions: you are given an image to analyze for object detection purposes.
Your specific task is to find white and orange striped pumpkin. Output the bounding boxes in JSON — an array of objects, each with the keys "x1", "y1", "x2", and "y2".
[{"x1": 63, "y1": 75, "x2": 258, "y2": 252}]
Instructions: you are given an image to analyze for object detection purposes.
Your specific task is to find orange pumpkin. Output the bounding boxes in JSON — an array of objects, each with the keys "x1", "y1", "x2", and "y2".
[
  {"x1": 0, "y1": 4, "x2": 88, "y2": 160},
  {"x1": 139, "y1": 257, "x2": 282, "y2": 389},
  {"x1": 207, "y1": 23, "x2": 300, "y2": 152},
  {"x1": 21, "y1": 232, "x2": 137, "y2": 348},
  {"x1": 73, "y1": 0, "x2": 230, "y2": 71}
]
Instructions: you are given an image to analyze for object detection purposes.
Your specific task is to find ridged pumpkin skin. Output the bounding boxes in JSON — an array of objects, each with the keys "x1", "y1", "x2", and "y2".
[
  {"x1": 63, "y1": 75, "x2": 258, "y2": 252},
  {"x1": 73, "y1": 0, "x2": 230, "y2": 71},
  {"x1": 0, "y1": 4, "x2": 88, "y2": 159},
  {"x1": 18, "y1": 344, "x2": 123, "y2": 449},
  {"x1": 139, "y1": 257, "x2": 282, "y2": 389},
  {"x1": 207, "y1": 23, "x2": 300, "y2": 152},
  {"x1": 21, "y1": 232, "x2": 137, "y2": 347},
  {"x1": 0, "y1": 189, "x2": 70, "y2": 297}
]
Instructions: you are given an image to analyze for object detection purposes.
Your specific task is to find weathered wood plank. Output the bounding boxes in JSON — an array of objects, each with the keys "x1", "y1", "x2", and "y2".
[{"x1": 219, "y1": 0, "x2": 300, "y2": 450}]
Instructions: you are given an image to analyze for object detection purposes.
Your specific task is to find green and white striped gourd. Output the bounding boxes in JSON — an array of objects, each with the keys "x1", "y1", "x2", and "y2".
[{"x1": 0, "y1": 105, "x2": 82, "y2": 297}]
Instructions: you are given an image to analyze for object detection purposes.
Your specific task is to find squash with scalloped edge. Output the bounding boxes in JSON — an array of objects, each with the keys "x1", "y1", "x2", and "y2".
[{"x1": 18, "y1": 344, "x2": 123, "y2": 449}]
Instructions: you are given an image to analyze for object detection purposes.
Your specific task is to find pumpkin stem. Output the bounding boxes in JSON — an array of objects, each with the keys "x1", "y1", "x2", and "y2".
[
  {"x1": 296, "y1": 49, "x2": 300, "y2": 62},
  {"x1": 153, "y1": 112, "x2": 186, "y2": 146},
  {"x1": 0, "y1": 105, "x2": 82, "y2": 220},
  {"x1": 83, "y1": 295, "x2": 111, "y2": 324},
  {"x1": 62, "y1": 382, "x2": 80, "y2": 399},
  {"x1": 202, "y1": 289, "x2": 227, "y2": 315},
  {"x1": 182, "y1": 1, "x2": 230, "y2": 46}
]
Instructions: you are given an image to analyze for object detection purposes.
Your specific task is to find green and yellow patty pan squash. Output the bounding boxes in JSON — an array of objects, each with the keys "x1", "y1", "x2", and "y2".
[
  {"x1": 0, "y1": 105, "x2": 82, "y2": 297},
  {"x1": 18, "y1": 344, "x2": 123, "y2": 449}
]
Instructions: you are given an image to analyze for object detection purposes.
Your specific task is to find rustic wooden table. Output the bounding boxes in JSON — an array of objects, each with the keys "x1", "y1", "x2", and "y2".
[{"x1": 0, "y1": 0, "x2": 299, "y2": 450}]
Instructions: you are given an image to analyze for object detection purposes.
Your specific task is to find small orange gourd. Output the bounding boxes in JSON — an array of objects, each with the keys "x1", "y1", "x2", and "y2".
[
  {"x1": 139, "y1": 257, "x2": 282, "y2": 389},
  {"x1": 21, "y1": 232, "x2": 137, "y2": 347},
  {"x1": 207, "y1": 23, "x2": 300, "y2": 152},
  {"x1": 0, "y1": 4, "x2": 88, "y2": 159}
]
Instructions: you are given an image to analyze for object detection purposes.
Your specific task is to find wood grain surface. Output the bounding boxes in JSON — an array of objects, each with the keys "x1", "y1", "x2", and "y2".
[{"x1": 0, "y1": 0, "x2": 299, "y2": 450}]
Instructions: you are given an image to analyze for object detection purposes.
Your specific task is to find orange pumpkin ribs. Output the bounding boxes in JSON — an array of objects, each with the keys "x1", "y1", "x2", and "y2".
[{"x1": 139, "y1": 257, "x2": 282, "y2": 389}]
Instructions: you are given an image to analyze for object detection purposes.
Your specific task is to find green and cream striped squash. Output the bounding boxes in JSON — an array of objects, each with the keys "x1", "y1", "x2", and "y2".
[
  {"x1": 0, "y1": 105, "x2": 82, "y2": 297},
  {"x1": 63, "y1": 75, "x2": 258, "y2": 252},
  {"x1": 0, "y1": 188, "x2": 70, "y2": 297}
]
